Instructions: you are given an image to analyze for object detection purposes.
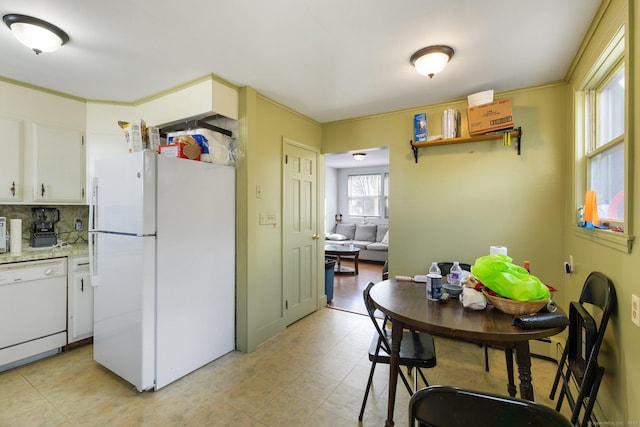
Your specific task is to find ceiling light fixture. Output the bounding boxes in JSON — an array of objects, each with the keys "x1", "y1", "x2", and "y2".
[
  {"x1": 410, "y1": 45, "x2": 454, "y2": 78},
  {"x1": 352, "y1": 152, "x2": 367, "y2": 161},
  {"x1": 3, "y1": 14, "x2": 69, "y2": 55}
]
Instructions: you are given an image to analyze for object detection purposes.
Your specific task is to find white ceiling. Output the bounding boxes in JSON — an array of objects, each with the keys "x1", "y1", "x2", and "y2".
[
  {"x1": 325, "y1": 147, "x2": 389, "y2": 169},
  {"x1": 0, "y1": 1, "x2": 601, "y2": 124}
]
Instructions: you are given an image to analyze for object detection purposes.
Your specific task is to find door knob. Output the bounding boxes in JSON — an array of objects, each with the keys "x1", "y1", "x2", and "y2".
[{"x1": 312, "y1": 234, "x2": 320, "y2": 240}]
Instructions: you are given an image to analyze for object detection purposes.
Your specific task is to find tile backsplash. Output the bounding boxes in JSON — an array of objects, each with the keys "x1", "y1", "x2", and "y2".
[{"x1": 0, "y1": 205, "x2": 89, "y2": 246}]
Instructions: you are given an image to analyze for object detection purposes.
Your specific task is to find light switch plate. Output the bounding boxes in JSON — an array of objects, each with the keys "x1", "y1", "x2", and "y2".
[
  {"x1": 632, "y1": 294, "x2": 640, "y2": 327},
  {"x1": 259, "y1": 212, "x2": 276, "y2": 225}
]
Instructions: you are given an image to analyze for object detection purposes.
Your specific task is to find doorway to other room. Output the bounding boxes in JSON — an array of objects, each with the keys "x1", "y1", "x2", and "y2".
[
  {"x1": 327, "y1": 260, "x2": 384, "y2": 315},
  {"x1": 324, "y1": 147, "x2": 389, "y2": 315}
]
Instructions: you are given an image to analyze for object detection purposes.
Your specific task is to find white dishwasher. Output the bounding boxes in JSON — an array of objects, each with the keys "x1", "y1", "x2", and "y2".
[{"x1": 0, "y1": 258, "x2": 67, "y2": 370}]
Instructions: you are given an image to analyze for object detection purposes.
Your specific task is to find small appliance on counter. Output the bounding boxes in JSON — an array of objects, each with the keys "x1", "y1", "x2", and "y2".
[{"x1": 30, "y1": 207, "x2": 60, "y2": 247}]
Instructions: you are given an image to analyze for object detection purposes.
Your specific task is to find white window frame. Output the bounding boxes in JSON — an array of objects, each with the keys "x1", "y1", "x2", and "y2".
[
  {"x1": 347, "y1": 173, "x2": 388, "y2": 219},
  {"x1": 574, "y1": 26, "x2": 633, "y2": 253}
]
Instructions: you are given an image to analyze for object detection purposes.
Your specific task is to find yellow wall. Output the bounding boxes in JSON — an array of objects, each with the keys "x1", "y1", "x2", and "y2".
[
  {"x1": 236, "y1": 87, "x2": 323, "y2": 352},
  {"x1": 323, "y1": 84, "x2": 567, "y2": 291},
  {"x1": 563, "y1": 0, "x2": 637, "y2": 423}
]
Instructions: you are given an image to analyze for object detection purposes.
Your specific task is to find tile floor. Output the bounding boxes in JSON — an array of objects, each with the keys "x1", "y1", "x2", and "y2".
[{"x1": 0, "y1": 307, "x2": 569, "y2": 426}]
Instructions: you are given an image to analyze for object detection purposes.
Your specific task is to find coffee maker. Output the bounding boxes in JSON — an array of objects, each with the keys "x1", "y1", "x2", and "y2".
[{"x1": 30, "y1": 207, "x2": 60, "y2": 247}]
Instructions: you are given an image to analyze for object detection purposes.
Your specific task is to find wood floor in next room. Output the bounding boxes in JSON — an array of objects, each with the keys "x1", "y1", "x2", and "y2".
[{"x1": 327, "y1": 260, "x2": 384, "y2": 315}]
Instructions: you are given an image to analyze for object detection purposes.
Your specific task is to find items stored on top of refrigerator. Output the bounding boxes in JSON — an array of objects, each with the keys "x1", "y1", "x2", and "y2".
[
  {"x1": 89, "y1": 150, "x2": 235, "y2": 391},
  {"x1": 163, "y1": 128, "x2": 236, "y2": 165},
  {"x1": 117, "y1": 120, "x2": 160, "y2": 153}
]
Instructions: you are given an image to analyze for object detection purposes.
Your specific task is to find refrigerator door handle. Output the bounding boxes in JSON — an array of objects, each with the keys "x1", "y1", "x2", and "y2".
[
  {"x1": 88, "y1": 176, "x2": 99, "y2": 287},
  {"x1": 89, "y1": 231, "x2": 99, "y2": 287},
  {"x1": 89, "y1": 177, "x2": 98, "y2": 232}
]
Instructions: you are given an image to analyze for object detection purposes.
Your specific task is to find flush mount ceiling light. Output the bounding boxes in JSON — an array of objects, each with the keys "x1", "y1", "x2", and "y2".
[
  {"x1": 410, "y1": 45, "x2": 454, "y2": 78},
  {"x1": 3, "y1": 14, "x2": 69, "y2": 55},
  {"x1": 352, "y1": 152, "x2": 367, "y2": 161}
]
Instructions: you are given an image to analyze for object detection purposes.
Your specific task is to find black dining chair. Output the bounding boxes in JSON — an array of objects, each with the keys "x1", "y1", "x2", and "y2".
[
  {"x1": 549, "y1": 271, "x2": 616, "y2": 427},
  {"x1": 409, "y1": 385, "x2": 573, "y2": 427},
  {"x1": 358, "y1": 282, "x2": 437, "y2": 422}
]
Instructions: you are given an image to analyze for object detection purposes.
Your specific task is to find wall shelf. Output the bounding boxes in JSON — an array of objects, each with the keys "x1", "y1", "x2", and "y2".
[{"x1": 410, "y1": 127, "x2": 522, "y2": 163}]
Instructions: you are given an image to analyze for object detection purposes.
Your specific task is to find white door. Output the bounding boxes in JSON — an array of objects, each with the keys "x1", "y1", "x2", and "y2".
[
  {"x1": 0, "y1": 117, "x2": 22, "y2": 202},
  {"x1": 283, "y1": 141, "x2": 318, "y2": 325},
  {"x1": 92, "y1": 233, "x2": 156, "y2": 391},
  {"x1": 67, "y1": 256, "x2": 93, "y2": 343},
  {"x1": 92, "y1": 151, "x2": 156, "y2": 235},
  {"x1": 32, "y1": 123, "x2": 85, "y2": 203}
]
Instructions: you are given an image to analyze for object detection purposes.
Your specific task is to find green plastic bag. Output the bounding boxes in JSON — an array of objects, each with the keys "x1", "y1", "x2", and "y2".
[{"x1": 471, "y1": 254, "x2": 550, "y2": 302}]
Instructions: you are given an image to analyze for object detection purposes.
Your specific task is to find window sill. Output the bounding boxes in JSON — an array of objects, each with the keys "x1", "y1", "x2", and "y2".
[{"x1": 574, "y1": 227, "x2": 634, "y2": 253}]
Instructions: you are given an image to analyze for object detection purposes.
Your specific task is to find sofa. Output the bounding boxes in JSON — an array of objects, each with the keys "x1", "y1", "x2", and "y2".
[{"x1": 325, "y1": 222, "x2": 388, "y2": 262}]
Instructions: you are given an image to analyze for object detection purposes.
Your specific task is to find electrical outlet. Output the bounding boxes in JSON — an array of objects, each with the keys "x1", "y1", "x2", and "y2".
[
  {"x1": 75, "y1": 219, "x2": 83, "y2": 231},
  {"x1": 632, "y1": 294, "x2": 640, "y2": 327}
]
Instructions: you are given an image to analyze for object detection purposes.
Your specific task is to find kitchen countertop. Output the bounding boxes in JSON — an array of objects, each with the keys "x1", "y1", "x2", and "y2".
[{"x1": 0, "y1": 243, "x2": 89, "y2": 264}]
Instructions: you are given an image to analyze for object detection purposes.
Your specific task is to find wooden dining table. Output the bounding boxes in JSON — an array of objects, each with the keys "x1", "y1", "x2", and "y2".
[{"x1": 369, "y1": 279, "x2": 567, "y2": 427}]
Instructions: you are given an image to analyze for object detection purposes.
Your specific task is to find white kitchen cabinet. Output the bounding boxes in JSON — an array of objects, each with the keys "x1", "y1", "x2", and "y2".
[
  {"x1": 0, "y1": 117, "x2": 23, "y2": 202},
  {"x1": 32, "y1": 123, "x2": 85, "y2": 204},
  {"x1": 67, "y1": 256, "x2": 93, "y2": 343}
]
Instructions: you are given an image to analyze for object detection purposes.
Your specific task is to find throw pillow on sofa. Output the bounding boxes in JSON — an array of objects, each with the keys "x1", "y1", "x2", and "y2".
[
  {"x1": 376, "y1": 224, "x2": 389, "y2": 242},
  {"x1": 327, "y1": 233, "x2": 348, "y2": 241},
  {"x1": 381, "y1": 230, "x2": 389, "y2": 244},
  {"x1": 335, "y1": 223, "x2": 356, "y2": 240},
  {"x1": 355, "y1": 223, "x2": 377, "y2": 242}
]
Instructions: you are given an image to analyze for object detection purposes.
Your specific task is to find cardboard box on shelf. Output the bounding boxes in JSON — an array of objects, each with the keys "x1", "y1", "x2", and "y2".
[{"x1": 467, "y1": 98, "x2": 514, "y2": 135}]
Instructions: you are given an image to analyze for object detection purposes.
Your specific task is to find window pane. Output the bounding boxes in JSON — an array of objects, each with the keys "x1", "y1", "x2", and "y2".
[
  {"x1": 348, "y1": 174, "x2": 382, "y2": 217},
  {"x1": 348, "y1": 175, "x2": 381, "y2": 197},
  {"x1": 349, "y1": 198, "x2": 379, "y2": 216},
  {"x1": 597, "y1": 67, "x2": 624, "y2": 148},
  {"x1": 589, "y1": 141, "x2": 624, "y2": 220}
]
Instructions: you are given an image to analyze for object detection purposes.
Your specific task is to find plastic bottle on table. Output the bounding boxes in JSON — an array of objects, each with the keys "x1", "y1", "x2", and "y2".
[
  {"x1": 449, "y1": 261, "x2": 462, "y2": 286},
  {"x1": 427, "y1": 262, "x2": 442, "y2": 301},
  {"x1": 428, "y1": 262, "x2": 441, "y2": 275}
]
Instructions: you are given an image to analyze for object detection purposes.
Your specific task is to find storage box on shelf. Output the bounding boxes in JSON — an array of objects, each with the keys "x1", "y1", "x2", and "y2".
[{"x1": 467, "y1": 98, "x2": 514, "y2": 135}]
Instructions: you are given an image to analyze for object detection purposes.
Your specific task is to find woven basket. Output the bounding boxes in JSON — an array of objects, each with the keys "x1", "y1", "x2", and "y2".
[{"x1": 482, "y1": 289, "x2": 548, "y2": 316}]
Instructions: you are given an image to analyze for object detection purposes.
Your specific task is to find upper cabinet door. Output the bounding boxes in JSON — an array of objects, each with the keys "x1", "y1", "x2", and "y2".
[
  {"x1": 33, "y1": 123, "x2": 85, "y2": 203},
  {"x1": 0, "y1": 117, "x2": 23, "y2": 202}
]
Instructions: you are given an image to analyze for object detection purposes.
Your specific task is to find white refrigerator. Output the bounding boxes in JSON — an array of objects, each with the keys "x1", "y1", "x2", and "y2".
[{"x1": 89, "y1": 150, "x2": 235, "y2": 391}]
